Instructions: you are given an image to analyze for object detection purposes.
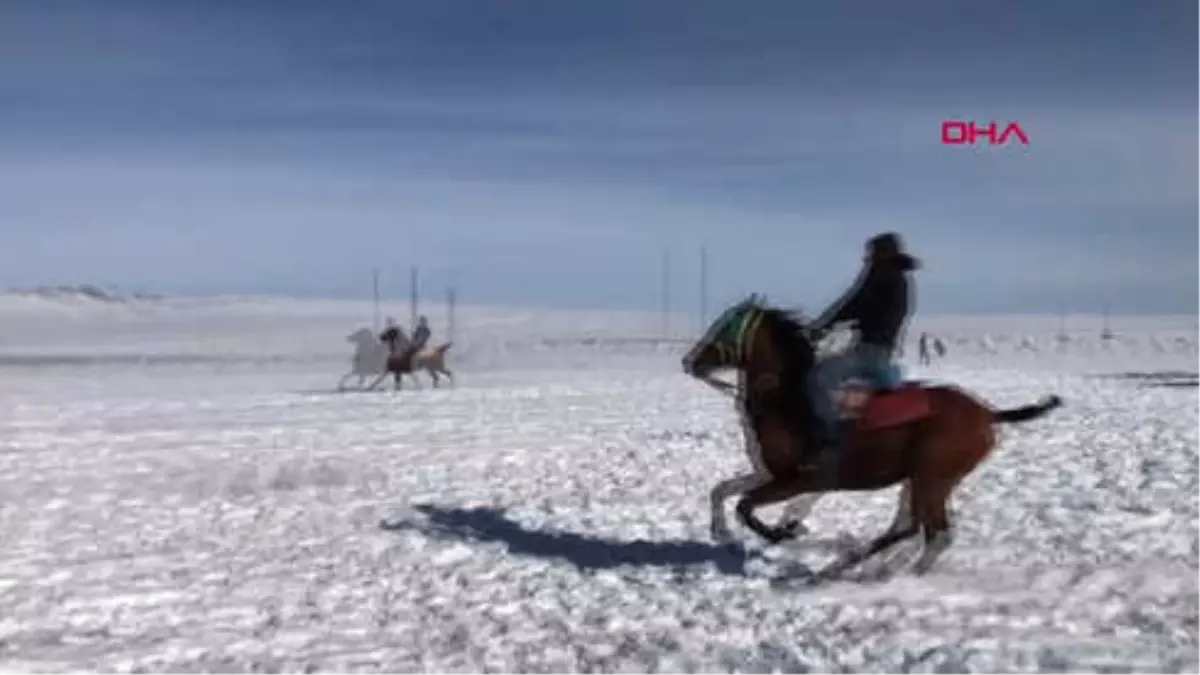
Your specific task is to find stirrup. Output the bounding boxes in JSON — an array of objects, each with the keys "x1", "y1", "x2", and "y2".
[{"x1": 823, "y1": 420, "x2": 851, "y2": 448}]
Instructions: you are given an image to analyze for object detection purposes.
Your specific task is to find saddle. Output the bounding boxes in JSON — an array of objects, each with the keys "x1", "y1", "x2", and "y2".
[{"x1": 837, "y1": 380, "x2": 932, "y2": 431}]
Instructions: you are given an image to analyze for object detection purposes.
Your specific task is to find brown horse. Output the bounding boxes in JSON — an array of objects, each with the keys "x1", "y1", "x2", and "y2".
[
  {"x1": 367, "y1": 342, "x2": 455, "y2": 391},
  {"x1": 682, "y1": 294, "x2": 1062, "y2": 577}
]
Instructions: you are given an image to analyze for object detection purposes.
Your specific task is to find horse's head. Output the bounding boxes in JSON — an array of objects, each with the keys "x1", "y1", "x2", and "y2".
[
  {"x1": 682, "y1": 293, "x2": 816, "y2": 384},
  {"x1": 682, "y1": 293, "x2": 767, "y2": 379},
  {"x1": 346, "y1": 327, "x2": 375, "y2": 345}
]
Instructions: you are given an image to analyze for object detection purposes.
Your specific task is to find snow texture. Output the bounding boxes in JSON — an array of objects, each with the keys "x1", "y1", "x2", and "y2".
[{"x1": 0, "y1": 295, "x2": 1196, "y2": 672}]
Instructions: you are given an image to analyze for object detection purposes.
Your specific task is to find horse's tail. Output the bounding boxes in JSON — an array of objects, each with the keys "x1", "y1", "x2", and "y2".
[
  {"x1": 432, "y1": 341, "x2": 452, "y2": 353},
  {"x1": 992, "y1": 395, "x2": 1063, "y2": 424}
]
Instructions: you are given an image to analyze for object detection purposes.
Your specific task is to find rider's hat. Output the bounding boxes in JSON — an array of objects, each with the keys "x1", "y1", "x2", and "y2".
[{"x1": 866, "y1": 232, "x2": 919, "y2": 270}]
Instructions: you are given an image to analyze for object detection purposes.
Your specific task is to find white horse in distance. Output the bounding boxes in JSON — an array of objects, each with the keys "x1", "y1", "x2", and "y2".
[{"x1": 338, "y1": 327, "x2": 455, "y2": 391}]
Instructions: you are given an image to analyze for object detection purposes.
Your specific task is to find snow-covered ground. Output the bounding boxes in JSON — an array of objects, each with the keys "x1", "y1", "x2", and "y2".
[{"x1": 0, "y1": 294, "x2": 1196, "y2": 672}]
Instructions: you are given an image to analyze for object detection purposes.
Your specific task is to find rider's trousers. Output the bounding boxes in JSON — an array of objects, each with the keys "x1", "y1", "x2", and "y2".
[{"x1": 806, "y1": 343, "x2": 904, "y2": 438}]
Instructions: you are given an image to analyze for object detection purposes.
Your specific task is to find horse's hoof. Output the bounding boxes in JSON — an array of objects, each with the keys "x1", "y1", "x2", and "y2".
[
  {"x1": 779, "y1": 519, "x2": 809, "y2": 537},
  {"x1": 762, "y1": 527, "x2": 797, "y2": 546},
  {"x1": 761, "y1": 521, "x2": 804, "y2": 545}
]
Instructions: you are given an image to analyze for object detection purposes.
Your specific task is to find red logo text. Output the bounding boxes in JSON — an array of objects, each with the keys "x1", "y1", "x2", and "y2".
[{"x1": 941, "y1": 121, "x2": 1029, "y2": 146}]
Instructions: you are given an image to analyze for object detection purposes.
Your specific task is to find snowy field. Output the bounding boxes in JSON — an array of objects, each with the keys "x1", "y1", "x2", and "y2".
[{"x1": 0, "y1": 293, "x2": 1196, "y2": 672}]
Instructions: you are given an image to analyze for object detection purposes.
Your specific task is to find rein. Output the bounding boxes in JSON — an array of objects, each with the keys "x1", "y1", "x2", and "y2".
[{"x1": 695, "y1": 306, "x2": 770, "y2": 399}]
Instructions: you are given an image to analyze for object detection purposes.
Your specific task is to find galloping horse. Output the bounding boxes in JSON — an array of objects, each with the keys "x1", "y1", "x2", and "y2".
[
  {"x1": 340, "y1": 328, "x2": 455, "y2": 391},
  {"x1": 369, "y1": 341, "x2": 454, "y2": 391},
  {"x1": 683, "y1": 294, "x2": 1062, "y2": 577},
  {"x1": 338, "y1": 328, "x2": 388, "y2": 391}
]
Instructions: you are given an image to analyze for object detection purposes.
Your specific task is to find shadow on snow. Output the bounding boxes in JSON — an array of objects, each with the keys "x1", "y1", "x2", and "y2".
[{"x1": 381, "y1": 504, "x2": 758, "y2": 576}]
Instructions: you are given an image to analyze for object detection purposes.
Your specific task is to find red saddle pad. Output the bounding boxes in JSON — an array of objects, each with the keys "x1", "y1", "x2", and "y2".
[{"x1": 858, "y1": 384, "x2": 932, "y2": 431}]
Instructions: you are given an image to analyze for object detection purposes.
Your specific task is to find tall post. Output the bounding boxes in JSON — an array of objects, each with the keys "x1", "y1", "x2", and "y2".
[
  {"x1": 661, "y1": 245, "x2": 671, "y2": 339},
  {"x1": 409, "y1": 265, "x2": 419, "y2": 328},
  {"x1": 372, "y1": 267, "x2": 381, "y2": 331},
  {"x1": 446, "y1": 286, "x2": 457, "y2": 343},
  {"x1": 698, "y1": 243, "x2": 709, "y2": 332}
]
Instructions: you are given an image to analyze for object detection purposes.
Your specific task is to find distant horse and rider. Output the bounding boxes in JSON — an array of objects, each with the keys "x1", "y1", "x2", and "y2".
[
  {"x1": 683, "y1": 233, "x2": 1062, "y2": 580},
  {"x1": 336, "y1": 315, "x2": 454, "y2": 392}
]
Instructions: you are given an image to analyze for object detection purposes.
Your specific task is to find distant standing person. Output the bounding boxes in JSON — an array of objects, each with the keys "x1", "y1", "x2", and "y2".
[{"x1": 919, "y1": 332, "x2": 932, "y2": 366}]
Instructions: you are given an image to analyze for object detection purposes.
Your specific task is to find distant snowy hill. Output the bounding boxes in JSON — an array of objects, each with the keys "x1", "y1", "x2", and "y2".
[
  {"x1": 0, "y1": 291, "x2": 1194, "y2": 373},
  {"x1": 5, "y1": 284, "x2": 165, "y2": 304}
]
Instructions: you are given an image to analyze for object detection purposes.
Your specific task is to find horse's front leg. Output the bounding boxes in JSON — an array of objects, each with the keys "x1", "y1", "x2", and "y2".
[
  {"x1": 365, "y1": 372, "x2": 388, "y2": 391},
  {"x1": 709, "y1": 472, "x2": 768, "y2": 543},
  {"x1": 336, "y1": 371, "x2": 354, "y2": 391},
  {"x1": 735, "y1": 471, "x2": 821, "y2": 545}
]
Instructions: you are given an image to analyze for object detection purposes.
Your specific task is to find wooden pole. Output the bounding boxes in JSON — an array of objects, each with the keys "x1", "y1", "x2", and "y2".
[
  {"x1": 699, "y1": 243, "x2": 709, "y2": 331},
  {"x1": 446, "y1": 286, "x2": 457, "y2": 343},
  {"x1": 661, "y1": 246, "x2": 671, "y2": 339},
  {"x1": 409, "y1": 266, "x2": 419, "y2": 328},
  {"x1": 372, "y1": 267, "x2": 381, "y2": 330}
]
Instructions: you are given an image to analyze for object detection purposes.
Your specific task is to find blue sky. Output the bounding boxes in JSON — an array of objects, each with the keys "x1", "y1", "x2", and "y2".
[{"x1": 1, "y1": 1, "x2": 1195, "y2": 314}]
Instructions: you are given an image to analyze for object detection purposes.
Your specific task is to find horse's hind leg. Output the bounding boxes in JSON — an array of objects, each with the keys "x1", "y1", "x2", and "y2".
[
  {"x1": 883, "y1": 479, "x2": 914, "y2": 538},
  {"x1": 815, "y1": 480, "x2": 920, "y2": 580},
  {"x1": 910, "y1": 487, "x2": 955, "y2": 575},
  {"x1": 816, "y1": 518, "x2": 920, "y2": 581}
]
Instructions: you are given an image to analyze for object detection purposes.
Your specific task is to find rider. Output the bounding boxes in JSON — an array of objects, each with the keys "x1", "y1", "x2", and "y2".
[
  {"x1": 379, "y1": 317, "x2": 408, "y2": 355},
  {"x1": 395, "y1": 315, "x2": 432, "y2": 370},
  {"x1": 410, "y1": 315, "x2": 431, "y2": 352},
  {"x1": 806, "y1": 232, "x2": 920, "y2": 449}
]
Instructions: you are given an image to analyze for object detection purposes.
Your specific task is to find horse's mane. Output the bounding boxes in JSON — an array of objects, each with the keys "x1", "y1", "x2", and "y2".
[
  {"x1": 754, "y1": 303, "x2": 816, "y2": 369},
  {"x1": 746, "y1": 300, "x2": 819, "y2": 433}
]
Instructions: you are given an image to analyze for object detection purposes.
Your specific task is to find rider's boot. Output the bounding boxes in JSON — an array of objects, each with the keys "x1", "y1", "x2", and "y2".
[
  {"x1": 797, "y1": 424, "x2": 824, "y2": 471},
  {"x1": 799, "y1": 415, "x2": 847, "y2": 471}
]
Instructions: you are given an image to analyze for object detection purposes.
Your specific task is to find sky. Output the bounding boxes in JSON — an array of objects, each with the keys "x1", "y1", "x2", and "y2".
[{"x1": 0, "y1": 0, "x2": 1196, "y2": 315}]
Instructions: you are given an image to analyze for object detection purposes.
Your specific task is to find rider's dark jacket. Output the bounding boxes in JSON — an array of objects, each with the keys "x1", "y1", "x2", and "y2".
[
  {"x1": 809, "y1": 253, "x2": 918, "y2": 352},
  {"x1": 379, "y1": 326, "x2": 403, "y2": 353},
  {"x1": 410, "y1": 323, "x2": 431, "y2": 351}
]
